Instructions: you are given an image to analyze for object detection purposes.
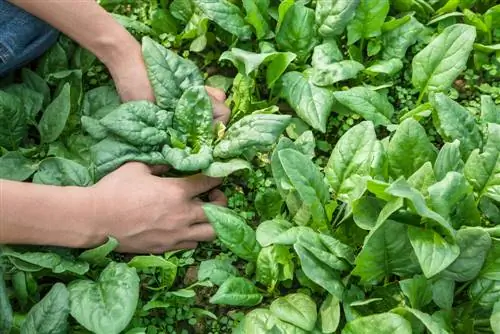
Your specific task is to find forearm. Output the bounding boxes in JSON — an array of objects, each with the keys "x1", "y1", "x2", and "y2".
[
  {"x1": 7, "y1": 0, "x2": 140, "y2": 70},
  {"x1": 0, "y1": 180, "x2": 102, "y2": 248}
]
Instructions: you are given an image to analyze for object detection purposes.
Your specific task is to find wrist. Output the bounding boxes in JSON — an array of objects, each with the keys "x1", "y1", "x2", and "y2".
[{"x1": 93, "y1": 29, "x2": 142, "y2": 74}]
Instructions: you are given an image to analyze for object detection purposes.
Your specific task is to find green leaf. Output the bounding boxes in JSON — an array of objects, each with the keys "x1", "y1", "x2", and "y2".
[
  {"x1": 393, "y1": 307, "x2": 450, "y2": 334},
  {"x1": 464, "y1": 123, "x2": 500, "y2": 202},
  {"x1": 209, "y1": 277, "x2": 262, "y2": 306},
  {"x1": 440, "y1": 228, "x2": 491, "y2": 282},
  {"x1": 82, "y1": 86, "x2": 120, "y2": 118},
  {"x1": 432, "y1": 278, "x2": 455, "y2": 309},
  {"x1": 320, "y1": 294, "x2": 341, "y2": 333},
  {"x1": 220, "y1": 48, "x2": 295, "y2": 78},
  {"x1": 194, "y1": 0, "x2": 252, "y2": 40},
  {"x1": 162, "y1": 145, "x2": 213, "y2": 172},
  {"x1": 312, "y1": 40, "x2": 343, "y2": 67},
  {"x1": 20, "y1": 283, "x2": 69, "y2": 334},
  {"x1": 365, "y1": 59, "x2": 403, "y2": 76},
  {"x1": 238, "y1": 308, "x2": 307, "y2": 334},
  {"x1": 352, "y1": 220, "x2": 420, "y2": 285},
  {"x1": 276, "y1": 3, "x2": 319, "y2": 60},
  {"x1": 0, "y1": 152, "x2": 38, "y2": 181},
  {"x1": 68, "y1": 262, "x2": 140, "y2": 334},
  {"x1": 213, "y1": 114, "x2": 291, "y2": 159},
  {"x1": 434, "y1": 140, "x2": 464, "y2": 181},
  {"x1": 333, "y1": 87, "x2": 394, "y2": 126},
  {"x1": 21, "y1": 68, "x2": 51, "y2": 106},
  {"x1": 342, "y1": 313, "x2": 412, "y2": 334},
  {"x1": 382, "y1": 16, "x2": 424, "y2": 60},
  {"x1": 256, "y1": 219, "x2": 294, "y2": 247},
  {"x1": 428, "y1": 171, "x2": 481, "y2": 229},
  {"x1": 203, "y1": 204, "x2": 261, "y2": 261},
  {"x1": 174, "y1": 85, "x2": 213, "y2": 148},
  {"x1": 325, "y1": 121, "x2": 378, "y2": 202},
  {"x1": 278, "y1": 148, "x2": 329, "y2": 207},
  {"x1": 270, "y1": 293, "x2": 317, "y2": 331},
  {"x1": 142, "y1": 37, "x2": 204, "y2": 110},
  {"x1": 242, "y1": 0, "x2": 270, "y2": 40},
  {"x1": 347, "y1": 0, "x2": 390, "y2": 45},
  {"x1": 256, "y1": 245, "x2": 294, "y2": 290},
  {"x1": 480, "y1": 238, "x2": 500, "y2": 280},
  {"x1": 78, "y1": 236, "x2": 119, "y2": 266},
  {"x1": 408, "y1": 162, "x2": 436, "y2": 196},
  {"x1": 4, "y1": 84, "x2": 44, "y2": 121},
  {"x1": 202, "y1": 159, "x2": 252, "y2": 177},
  {"x1": 278, "y1": 71, "x2": 334, "y2": 133},
  {"x1": 38, "y1": 83, "x2": 71, "y2": 144},
  {"x1": 32, "y1": 157, "x2": 92, "y2": 187},
  {"x1": 492, "y1": 301, "x2": 500, "y2": 334},
  {"x1": 388, "y1": 118, "x2": 437, "y2": 179},
  {"x1": 412, "y1": 24, "x2": 476, "y2": 94},
  {"x1": 311, "y1": 60, "x2": 365, "y2": 87},
  {"x1": 399, "y1": 275, "x2": 433, "y2": 309},
  {"x1": 431, "y1": 93, "x2": 482, "y2": 159},
  {"x1": 481, "y1": 95, "x2": 500, "y2": 124},
  {"x1": 469, "y1": 278, "x2": 500, "y2": 309},
  {"x1": 294, "y1": 243, "x2": 345, "y2": 299},
  {"x1": 0, "y1": 91, "x2": 27, "y2": 150},
  {"x1": 407, "y1": 226, "x2": 460, "y2": 278},
  {"x1": 198, "y1": 259, "x2": 239, "y2": 286},
  {"x1": 352, "y1": 196, "x2": 385, "y2": 230},
  {"x1": 316, "y1": 0, "x2": 360, "y2": 37}
]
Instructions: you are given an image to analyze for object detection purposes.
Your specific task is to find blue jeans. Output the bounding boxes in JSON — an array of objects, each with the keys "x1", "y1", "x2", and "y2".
[{"x1": 0, "y1": 0, "x2": 59, "y2": 77}]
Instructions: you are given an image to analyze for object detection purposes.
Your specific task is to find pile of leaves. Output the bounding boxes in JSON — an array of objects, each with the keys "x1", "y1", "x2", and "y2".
[{"x1": 0, "y1": 0, "x2": 499, "y2": 333}]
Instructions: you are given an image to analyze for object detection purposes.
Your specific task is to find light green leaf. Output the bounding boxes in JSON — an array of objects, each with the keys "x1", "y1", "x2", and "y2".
[
  {"x1": 434, "y1": 140, "x2": 464, "y2": 181},
  {"x1": 382, "y1": 16, "x2": 424, "y2": 60},
  {"x1": 142, "y1": 37, "x2": 204, "y2": 110},
  {"x1": 333, "y1": 87, "x2": 393, "y2": 126},
  {"x1": 432, "y1": 278, "x2": 455, "y2": 309},
  {"x1": 431, "y1": 93, "x2": 482, "y2": 159},
  {"x1": 78, "y1": 236, "x2": 119, "y2": 266},
  {"x1": 198, "y1": 259, "x2": 239, "y2": 286},
  {"x1": 69, "y1": 262, "x2": 140, "y2": 334},
  {"x1": 256, "y1": 219, "x2": 294, "y2": 247},
  {"x1": 213, "y1": 114, "x2": 291, "y2": 159},
  {"x1": 365, "y1": 59, "x2": 404, "y2": 76},
  {"x1": 270, "y1": 293, "x2": 317, "y2": 331},
  {"x1": 209, "y1": 277, "x2": 262, "y2": 306},
  {"x1": 278, "y1": 72, "x2": 334, "y2": 132},
  {"x1": 312, "y1": 40, "x2": 343, "y2": 67},
  {"x1": 492, "y1": 301, "x2": 500, "y2": 334},
  {"x1": 481, "y1": 95, "x2": 500, "y2": 124},
  {"x1": 440, "y1": 228, "x2": 491, "y2": 282},
  {"x1": 347, "y1": 0, "x2": 390, "y2": 45},
  {"x1": 194, "y1": 0, "x2": 252, "y2": 40},
  {"x1": 276, "y1": 3, "x2": 319, "y2": 60},
  {"x1": 408, "y1": 226, "x2": 460, "y2": 278},
  {"x1": 352, "y1": 220, "x2": 420, "y2": 285},
  {"x1": 388, "y1": 118, "x2": 437, "y2": 178},
  {"x1": 399, "y1": 275, "x2": 433, "y2": 309},
  {"x1": 316, "y1": 0, "x2": 360, "y2": 37},
  {"x1": 412, "y1": 24, "x2": 476, "y2": 94},
  {"x1": 311, "y1": 60, "x2": 365, "y2": 87},
  {"x1": 342, "y1": 313, "x2": 412, "y2": 334},
  {"x1": 202, "y1": 159, "x2": 252, "y2": 177},
  {"x1": 325, "y1": 121, "x2": 378, "y2": 202},
  {"x1": 320, "y1": 294, "x2": 341, "y2": 333},
  {"x1": 203, "y1": 204, "x2": 261, "y2": 261}
]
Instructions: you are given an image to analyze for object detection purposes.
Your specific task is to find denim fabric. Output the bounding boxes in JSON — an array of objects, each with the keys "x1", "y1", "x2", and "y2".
[{"x1": 0, "y1": 0, "x2": 59, "y2": 77}]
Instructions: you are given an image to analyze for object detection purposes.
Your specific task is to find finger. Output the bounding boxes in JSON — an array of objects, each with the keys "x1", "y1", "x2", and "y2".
[
  {"x1": 150, "y1": 165, "x2": 170, "y2": 176},
  {"x1": 213, "y1": 101, "x2": 231, "y2": 125},
  {"x1": 186, "y1": 223, "x2": 216, "y2": 242},
  {"x1": 172, "y1": 241, "x2": 199, "y2": 250},
  {"x1": 208, "y1": 189, "x2": 228, "y2": 206},
  {"x1": 118, "y1": 162, "x2": 152, "y2": 175},
  {"x1": 179, "y1": 174, "x2": 222, "y2": 198},
  {"x1": 205, "y1": 86, "x2": 226, "y2": 102}
]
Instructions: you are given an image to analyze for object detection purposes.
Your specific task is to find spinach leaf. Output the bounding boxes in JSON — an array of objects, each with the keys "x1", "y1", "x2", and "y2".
[
  {"x1": 382, "y1": 16, "x2": 424, "y2": 60},
  {"x1": 198, "y1": 259, "x2": 239, "y2": 286},
  {"x1": 33, "y1": 157, "x2": 92, "y2": 187},
  {"x1": 399, "y1": 275, "x2": 433, "y2": 309},
  {"x1": 38, "y1": 83, "x2": 71, "y2": 144},
  {"x1": 209, "y1": 277, "x2": 262, "y2": 306},
  {"x1": 276, "y1": 3, "x2": 319, "y2": 60},
  {"x1": 0, "y1": 152, "x2": 38, "y2": 181},
  {"x1": 333, "y1": 87, "x2": 394, "y2": 126},
  {"x1": 311, "y1": 60, "x2": 365, "y2": 86},
  {"x1": 270, "y1": 293, "x2": 317, "y2": 331},
  {"x1": 434, "y1": 140, "x2": 464, "y2": 181},
  {"x1": 20, "y1": 283, "x2": 69, "y2": 334},
  {"x1": 203, "y1": 204, "x2": 261, "y2": 262},
  {"x1": 412, "y1": 24, "x2": 476, "y2": 94},
  {"x1": 320, "y1": 294, "x2": 341, "y2": 333},
  {"x1": 316, "y1": 0, "x2": 360, "y2": 37},
  {"x1": 347, "y1": 0, "x2": 390, "y2": 45},
  {"x1": 278, "y1": 71, "x2": 335, "y2": 132},
  {"x1": 68, "y1": 262, "x2": 140, "y2": 334},
  {"x1": 0, "y1": 91, "x2": 26, "y2": 150},
  {"x1": 342, "y1": 313, "x2": 412, "y2": 334}
]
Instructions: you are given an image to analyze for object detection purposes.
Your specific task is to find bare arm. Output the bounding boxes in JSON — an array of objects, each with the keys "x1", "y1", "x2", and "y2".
[
  {"x1": 0, "y1": 180, "x2": 100, "y2": 248},
  {"x1": 7, "y1": 0, "x2": 154, "y2": 101}
]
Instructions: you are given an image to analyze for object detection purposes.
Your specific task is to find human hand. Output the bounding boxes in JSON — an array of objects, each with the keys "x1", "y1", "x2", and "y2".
[{"x1": 87, "y1": 162, "x2": 227, "y2": 253}]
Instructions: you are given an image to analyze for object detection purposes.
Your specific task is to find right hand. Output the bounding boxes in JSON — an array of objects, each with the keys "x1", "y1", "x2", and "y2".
[{"x1": 88, "y1": 162, "x2": 227, "y2": 254}]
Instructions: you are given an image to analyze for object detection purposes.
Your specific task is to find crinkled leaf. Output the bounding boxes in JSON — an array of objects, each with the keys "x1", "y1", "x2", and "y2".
[
  {"x1": 316, "y1": 0, "x2": 360, "y2": 37},
  {"x1": 311, "y1": 60, "x2": 364, "y2": 87},
  {"x1": 0, "y1": 152, "x2": 38, "y2": 181},
  {"x1": 0, "y1": 91, "x2": 27, "y2": 150},
  {"x1": 209, "y1": 277, "x2": 262, "y2": 306},
  {"x1": 342, "y1": 313, "x2": 412, "y2": 334},
  {"x1": 33, "y1": 157, "x2": 92, "y2": 187}
]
